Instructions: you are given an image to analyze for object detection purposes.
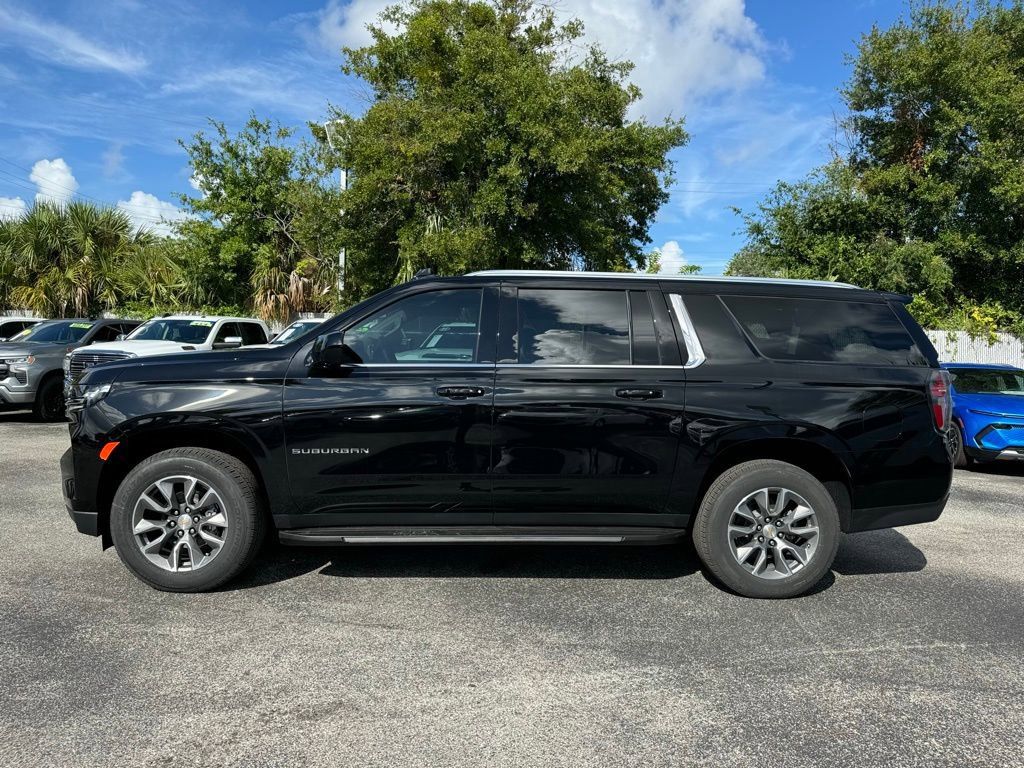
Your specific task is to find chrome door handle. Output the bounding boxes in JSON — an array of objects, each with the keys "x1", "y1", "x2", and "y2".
[
  {"x1": 615, "y1": 388, "x2": 663, "y2": 400},
  {"x1": 436, "y1": 386, "x2": 487, "y2": 400}
]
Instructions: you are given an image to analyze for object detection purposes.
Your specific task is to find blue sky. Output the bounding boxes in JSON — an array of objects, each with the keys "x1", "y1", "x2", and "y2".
[{"x1": 0, "y1": 0, "x2": 907, "y2": 274}]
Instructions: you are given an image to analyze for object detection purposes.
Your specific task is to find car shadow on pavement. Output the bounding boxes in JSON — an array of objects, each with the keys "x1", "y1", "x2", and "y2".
[
  {"x1": 232, "y1": 528, "x2": 927, "y2": 591},
  {"x1": 962, "y1": 462, "x2": 1024, "y2": 477},
  {"x1": 832, "y1": 528, "x2": 927, "y2": 576},
  {"x1": 0, "y1": 409, "x2": 39, "y2": 424},
  {"x1": 231, "y1": 540, "x2": 701, "y2": 590}
]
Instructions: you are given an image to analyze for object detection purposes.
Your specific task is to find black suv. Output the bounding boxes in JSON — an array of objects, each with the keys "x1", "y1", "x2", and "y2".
[{"x1": 61, "y1": 271, "x2": 953, "y2": 598}]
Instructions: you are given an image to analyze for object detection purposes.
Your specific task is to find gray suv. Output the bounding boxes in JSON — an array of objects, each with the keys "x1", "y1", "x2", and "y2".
[{"x1": 0, "y1": 318, "x2": 139, "y2": 420}]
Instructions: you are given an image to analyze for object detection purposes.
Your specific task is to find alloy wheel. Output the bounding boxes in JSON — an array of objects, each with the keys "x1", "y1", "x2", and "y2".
[
  {"x1": 727, "y1": 487, "x2": 820, "y2": 580},
  {"x1": 131, "y1": 475, "x2": 229, "y2": 572}
]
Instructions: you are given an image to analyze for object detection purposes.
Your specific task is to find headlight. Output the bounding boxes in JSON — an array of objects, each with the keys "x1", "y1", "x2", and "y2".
[
  {"x1": 81, "y1": 383, "x2": 112, "y2": 408},
  {"x1": 4, "y1": 356, "x2": 33, "y2": 366},
  {"x1": 62, "y1": 356, "x2": 71, "y2": 374}
]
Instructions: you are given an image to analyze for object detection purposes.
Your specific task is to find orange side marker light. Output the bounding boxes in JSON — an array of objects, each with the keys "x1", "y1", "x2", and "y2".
[{"x1": 99, "y1": 441, "x2": 120, "y2": 461}]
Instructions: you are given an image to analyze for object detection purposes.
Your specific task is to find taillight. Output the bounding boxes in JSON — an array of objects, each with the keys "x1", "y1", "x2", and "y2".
[{"x1": 929, "y1": 370, "x2": 952, "y2": 432}]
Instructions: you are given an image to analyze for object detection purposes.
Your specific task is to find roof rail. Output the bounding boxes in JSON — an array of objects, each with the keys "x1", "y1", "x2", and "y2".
[{"x1": 465, "y1": 270, "x2": 859, "y2": 289}]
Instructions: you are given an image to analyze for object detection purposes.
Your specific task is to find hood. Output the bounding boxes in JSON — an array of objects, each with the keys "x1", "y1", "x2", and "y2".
[
  {"x1": 82, "y1": 339, "x2": 204, "y2": 358},
  {"x1": 954, "y1": 392, "x2": 1024, "y2": 419},
  {"x1": 0, "y1": 341, "x2": 68, "y2": 358}
]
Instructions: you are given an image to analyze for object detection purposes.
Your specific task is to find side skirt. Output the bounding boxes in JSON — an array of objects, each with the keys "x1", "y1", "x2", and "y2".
[{"x1": 278, "y1": 526, "x2": 687, "y2": 546}]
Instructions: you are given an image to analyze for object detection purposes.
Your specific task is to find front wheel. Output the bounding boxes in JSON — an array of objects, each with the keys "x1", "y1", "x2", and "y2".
[
  {"x1": 32, "y1": 375, "x2": 65, "y2": 422},
  {"x1": 693, "y1": 460, "x2": 840, "y2": 599},
  {"x1": 949, "y1": 424, "x2": 970, "y2": 468},
  {"x1": 110, "y1": 448, "x2": 266, "y2": 592}
]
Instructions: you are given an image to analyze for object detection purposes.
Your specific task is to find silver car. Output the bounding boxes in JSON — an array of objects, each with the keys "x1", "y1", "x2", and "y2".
[{"x1": 0, "y1": 318, "x2": 139, "y2": 420}]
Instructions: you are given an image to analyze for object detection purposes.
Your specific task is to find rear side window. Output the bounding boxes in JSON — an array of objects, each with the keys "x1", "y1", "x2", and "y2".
[
  {"x1": 722, "y1": 296, "x2": 926, "y2": 366},
  {"x1": 517, "y1": 289, "x2": 629, "y2": 365}
]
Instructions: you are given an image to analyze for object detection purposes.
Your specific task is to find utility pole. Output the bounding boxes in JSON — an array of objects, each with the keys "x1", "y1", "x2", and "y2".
[{"x1": 323, "y1": 119, "x2": 348, "y2": 296}]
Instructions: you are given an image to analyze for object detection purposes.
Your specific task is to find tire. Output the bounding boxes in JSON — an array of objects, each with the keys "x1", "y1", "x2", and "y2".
[
  {"x1": 32, "y1": 375, "x2": 65, "y2": 422},
  {"x1": 950, "y1": 425, "x2": 969, "y2": 469},
  {"x1": 110, "y1": 448, "x2": 266, "y2": 592},
  {"x1": 693, "y1": 460, "x2": 840, "y2": 599}
]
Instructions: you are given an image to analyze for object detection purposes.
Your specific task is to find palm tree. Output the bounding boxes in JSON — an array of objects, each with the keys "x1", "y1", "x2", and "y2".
[{"x1": 3, "y1": 202, "x2": 156, "y2": 317}]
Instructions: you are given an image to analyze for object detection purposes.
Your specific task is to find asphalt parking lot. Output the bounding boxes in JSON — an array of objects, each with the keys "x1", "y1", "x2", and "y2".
[{"x1": 1, "y1": 412, "x2": 1022, "y2": 768}]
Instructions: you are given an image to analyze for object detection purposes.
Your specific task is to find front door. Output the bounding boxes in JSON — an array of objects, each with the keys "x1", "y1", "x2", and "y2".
[
  {"x1": 283, "y1": 286, "x2": 497, "y2": 527},
  {"x1": 491, "y1": 284, "x2": 685, "y2": 527}
]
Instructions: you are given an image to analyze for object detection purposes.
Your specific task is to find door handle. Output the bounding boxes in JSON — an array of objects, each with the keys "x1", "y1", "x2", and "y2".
[
  {"x1": 436, "y1": 386, "x2": 487, "y2": 400},
  {"x1": 615, "y1": 388, "x2": 663, "y2": 400}
]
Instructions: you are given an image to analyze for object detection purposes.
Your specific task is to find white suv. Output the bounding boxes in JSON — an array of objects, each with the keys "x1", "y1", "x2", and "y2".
[{"x1": 64, "y1": 315, "x2": 270, "y2": 385}]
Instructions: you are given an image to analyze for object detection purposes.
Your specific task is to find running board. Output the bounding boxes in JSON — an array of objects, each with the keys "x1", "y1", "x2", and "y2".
[{"x1": 278, "y1": 526, "x2": 686, "y2": 546}]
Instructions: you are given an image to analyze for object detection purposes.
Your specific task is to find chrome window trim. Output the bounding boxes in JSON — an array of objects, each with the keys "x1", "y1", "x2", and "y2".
[
  {"x1": 496, "y1": 364, "x2": 684, "y2": 369},
  {"x1": 668, "y1": 293, "x2": 707, "y2": 369},
  {"x1": 467, "y1": 269, "x2": 858, "y2": 289},
  {"x1": 335, "y1": 362, "x2": 686, "y2": 369}
]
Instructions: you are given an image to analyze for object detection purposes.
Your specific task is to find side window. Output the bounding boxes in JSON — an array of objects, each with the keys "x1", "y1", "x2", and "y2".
[
  {"x1": 214, "y1": 322, "x2": 239, "y2": 343},
  {"x1": 240, "y1": 323, "x2": 267, "y2": 345},
  {"x1": 517, "y1": 289, "x2": 629, "y2": 365},
  {"x1": 0, "y1": 322, "x2": 17, "y2": 338},
  {"x1": 90, "y1": 325, "x2": 121, "y2": 343},
  {"x1": 722, "y1": 296, "x2": 926, "y2": 365},
  {"x1": 344, "y1": 289, "x2": 482, "y2": 364}
]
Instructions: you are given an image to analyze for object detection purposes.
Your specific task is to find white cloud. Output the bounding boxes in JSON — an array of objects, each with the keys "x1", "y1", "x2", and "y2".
[
  {"x1": 0, "y1": 196, "x2": 27, "y2": 221},
  {"x1": 309, "y1": 0, "x2": 769, "y2": 120},
  {"x1": 30, "y1": 158, "x2": 78, "y2": 205},
  {"x1": 116, "y1": 190, "x2": 188, "y2": 237},
  {"x1": 0, "y1": 4, "x2": 146, "y2": 74},
  {"x1": 311, "y1": 0, "x2": 397, "y2": 52},
  {"x1": 653, "y1": 240, "x2": 693, "y2": 274},
  {"x1": 102, "y1": 142, "x2": 126, "y2": 179}
]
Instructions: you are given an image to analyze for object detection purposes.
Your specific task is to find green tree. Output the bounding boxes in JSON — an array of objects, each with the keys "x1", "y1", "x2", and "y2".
[
  {"x1": 729, "y1": 1, "x2": 1024, "y2": 334},
  {"x1": 333, "y1": 0, "x2": 688, "y2": 300},
  {"x1": 0, "y1": 201, "x2": 155, "y2": 317},
  {"x1": 178, "y1": 116, "x2": 344, "y2": 322}
]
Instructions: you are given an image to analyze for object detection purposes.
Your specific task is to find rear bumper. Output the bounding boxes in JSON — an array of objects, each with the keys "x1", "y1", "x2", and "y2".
[
  {"x1": 847, "y1": 493, "x2": 949, "y2": 533},
  {"x1": 61, "y1": 446, "x2": 100, "y2": 536}
]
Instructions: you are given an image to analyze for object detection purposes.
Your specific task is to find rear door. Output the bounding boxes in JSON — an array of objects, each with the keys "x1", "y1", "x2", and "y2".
[
  {"x1": 283, "y1": 284, "x2": 498, "y2": 527},
  {"x1": 491, "y1": 281, "x2": 685, "y2": 527}
]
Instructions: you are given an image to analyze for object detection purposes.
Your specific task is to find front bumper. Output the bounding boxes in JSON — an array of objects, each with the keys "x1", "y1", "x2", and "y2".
[
  {"x1": 963, "y1": 412, "x2": 1024, "y2": 458},
  {"x1": 61, "y1": 446, "x2": 100, "y2": 536},
  {"x1": 0, "y1": 382, "x2": 35, "y2": 405}
]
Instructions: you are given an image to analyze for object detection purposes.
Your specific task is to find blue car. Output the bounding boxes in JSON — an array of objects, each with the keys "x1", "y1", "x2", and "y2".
[{"x1": 941, "y1": 362, "x2": 1024, "y2": 467}]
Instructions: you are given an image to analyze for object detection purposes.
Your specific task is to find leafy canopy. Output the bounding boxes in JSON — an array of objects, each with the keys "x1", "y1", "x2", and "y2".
[
  {"x1": 334, "y1": 0, "x2": 688, "y2": 300},
  {"x1": 729, "y1": 1, "x2": 1024, "y2": 336},
  {"x1": 178, "y1": 116, "x2": 344, "y2": 321}
]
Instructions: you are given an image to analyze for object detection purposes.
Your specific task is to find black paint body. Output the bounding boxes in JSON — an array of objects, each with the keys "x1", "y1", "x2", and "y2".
[{"x1": 62, "y1": 275, "x2": 952, "y2": 544}]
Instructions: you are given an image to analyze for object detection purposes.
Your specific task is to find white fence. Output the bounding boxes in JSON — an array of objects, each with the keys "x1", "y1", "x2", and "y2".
[{"x1": 926, "y1": 330, "x2": 1024, "y2": 366}]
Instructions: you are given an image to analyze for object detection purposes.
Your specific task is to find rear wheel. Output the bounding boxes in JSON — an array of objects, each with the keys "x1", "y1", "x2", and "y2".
[
  {"x1": 693, "y1": 460, "x2": 840, "y2": 599},
  {"x1": 110, "y1": 448, "x2": 266, "y2": 592},
  {"x1": 32, "y1": 375, "x2": 65, "y2": 422}
]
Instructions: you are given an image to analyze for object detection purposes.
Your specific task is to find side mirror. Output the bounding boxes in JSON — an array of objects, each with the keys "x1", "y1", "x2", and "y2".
[
  {"x1": 310, "y1": 331, "x2": 362, "y2": 367},
  {"x1": 213, "y1": 336, "x2": 243, "y2": 350},
  {"x1": 115, "y1": 334, "x2": 126, "y2": 341}
]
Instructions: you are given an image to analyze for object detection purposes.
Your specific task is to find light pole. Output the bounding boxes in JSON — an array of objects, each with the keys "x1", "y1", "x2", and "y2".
[{"x1": 323, "y1": 119, "x2": 348, "y2": 296}]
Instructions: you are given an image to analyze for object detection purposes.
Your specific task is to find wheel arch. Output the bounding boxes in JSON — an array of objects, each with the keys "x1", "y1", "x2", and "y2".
[
  {"x1": 95, "y1": 418, "x2": 280, "y2": 546},
  {"x1": 695, "y1": 437, "x2": 855, "y2": 532}
]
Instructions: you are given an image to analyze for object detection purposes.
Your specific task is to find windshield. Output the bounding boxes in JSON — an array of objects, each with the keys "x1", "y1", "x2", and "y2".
[
  {"x1": 272, "y1": 321, "x2": 321, "y2": 344},
  {"x1": 12, "y1": 320, "x2": 93, "y2": 344},
  {"x1": 950, "y1": 368, "x2": 1024, "y2": 395},
  {"x1": 127, "y1": 319, "x2": 215, "y2": 344}
]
